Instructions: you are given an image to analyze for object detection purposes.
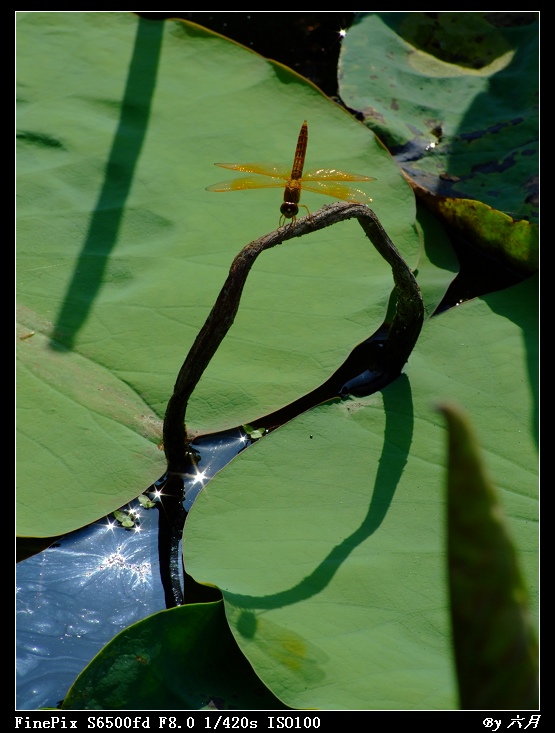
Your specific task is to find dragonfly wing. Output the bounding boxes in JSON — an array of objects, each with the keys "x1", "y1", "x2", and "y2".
[
  {"x1": 303, "y1": 168, "x2": 376, "y2": 182},
  {"x1": 206, "y1": 176, "x2": 289, "y2": 192},
  {"x1": 301, "y1": 180, "x2": 374, "y2": 203},
  {"x1": 214, "y1": 162, "x2": 291, "y2": 178}
]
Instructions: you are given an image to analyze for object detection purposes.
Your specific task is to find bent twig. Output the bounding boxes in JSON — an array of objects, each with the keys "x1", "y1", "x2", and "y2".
[{"x1": 163, "y1": 202, "x2": 424, "y2": 475}]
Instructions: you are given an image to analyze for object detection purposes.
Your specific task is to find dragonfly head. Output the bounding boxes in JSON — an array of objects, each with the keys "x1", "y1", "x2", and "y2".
[
  {"x1": 279, "y1": 201, "x2": 312, "y2": 228},
  {"x1": 280, "y1": 202, "x2": 299, "y2": 220}
]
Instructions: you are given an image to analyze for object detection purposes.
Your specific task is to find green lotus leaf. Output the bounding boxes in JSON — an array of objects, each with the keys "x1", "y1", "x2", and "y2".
[
  {"x1": 17, "y1": 12, "x2": 434, "y2": 537},
  {"x1": 185, "y1": 275, "x2": 538, "y2": 710}
]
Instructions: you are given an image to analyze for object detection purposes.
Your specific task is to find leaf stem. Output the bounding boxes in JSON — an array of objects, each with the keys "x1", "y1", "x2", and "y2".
[{"x1": 163, "y1": 202, "x2": 424, "y2": 474}]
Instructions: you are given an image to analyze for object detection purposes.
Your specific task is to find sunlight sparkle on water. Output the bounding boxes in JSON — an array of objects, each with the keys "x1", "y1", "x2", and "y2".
[
  {"x1": 91, "y1": 545, "x2": 151, "y2": 585},
  {"x1": 191, "y1": 469, "x2": 208, "y2": 486}
]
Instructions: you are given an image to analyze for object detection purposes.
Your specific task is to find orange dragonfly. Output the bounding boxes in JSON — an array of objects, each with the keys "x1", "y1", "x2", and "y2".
[{"x1": 206, "y1": 120, "x2": 375, "y2": 226}]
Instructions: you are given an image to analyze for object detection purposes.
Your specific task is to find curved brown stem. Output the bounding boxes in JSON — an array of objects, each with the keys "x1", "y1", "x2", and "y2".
[{"x1": 162, "y1": 202, "x2": 424, "y2": 474}]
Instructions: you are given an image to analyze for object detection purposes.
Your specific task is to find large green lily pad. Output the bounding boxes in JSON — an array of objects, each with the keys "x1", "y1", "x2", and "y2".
[
  {"x1": 17, "y1": 12, "x2": 431, "y2": 537},
  {"x1": 185, "y1": 275, "x2": 538, "y2": 709}
]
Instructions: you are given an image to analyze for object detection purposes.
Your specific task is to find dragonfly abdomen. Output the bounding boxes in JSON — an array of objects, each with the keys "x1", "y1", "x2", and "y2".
[{"x1": 291, "y1": 120, "x2": 308, "y2": 181}]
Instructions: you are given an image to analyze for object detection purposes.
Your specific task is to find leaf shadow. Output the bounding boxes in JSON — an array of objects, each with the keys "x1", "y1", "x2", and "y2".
[
  {"x1": 49, "y1": 17, "x2": 163, "y2": 350},
  {"x1": 227, "y1": 373, "x2": 414, "y2": 612},
  {"x1": 481, "y1": 274, "x2": 538, "y2": 450}
]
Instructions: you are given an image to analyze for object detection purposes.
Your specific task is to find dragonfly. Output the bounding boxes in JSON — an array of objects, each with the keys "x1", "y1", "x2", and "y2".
[{"x1": 206, "y1": 120, "x2": 375, "y2": 226}]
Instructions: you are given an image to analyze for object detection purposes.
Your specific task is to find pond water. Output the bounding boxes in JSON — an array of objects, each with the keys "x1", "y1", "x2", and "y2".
[{"x1": 16, "y1": 428, "x2": 250, "y2": 710}]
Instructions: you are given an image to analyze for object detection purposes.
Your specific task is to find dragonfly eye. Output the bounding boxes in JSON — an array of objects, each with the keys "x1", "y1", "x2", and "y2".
[{"x1": 280, "y1": 202, "x2": 299, "y2": 219}]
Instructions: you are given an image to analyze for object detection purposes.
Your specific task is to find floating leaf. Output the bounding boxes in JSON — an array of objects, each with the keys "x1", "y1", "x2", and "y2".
[
  {"x1": 62, "y1": 601, "x2": 289, "y2": 710},
  {"x1": 17, "y1": 12, "x2": 429, "y2": 537}
]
